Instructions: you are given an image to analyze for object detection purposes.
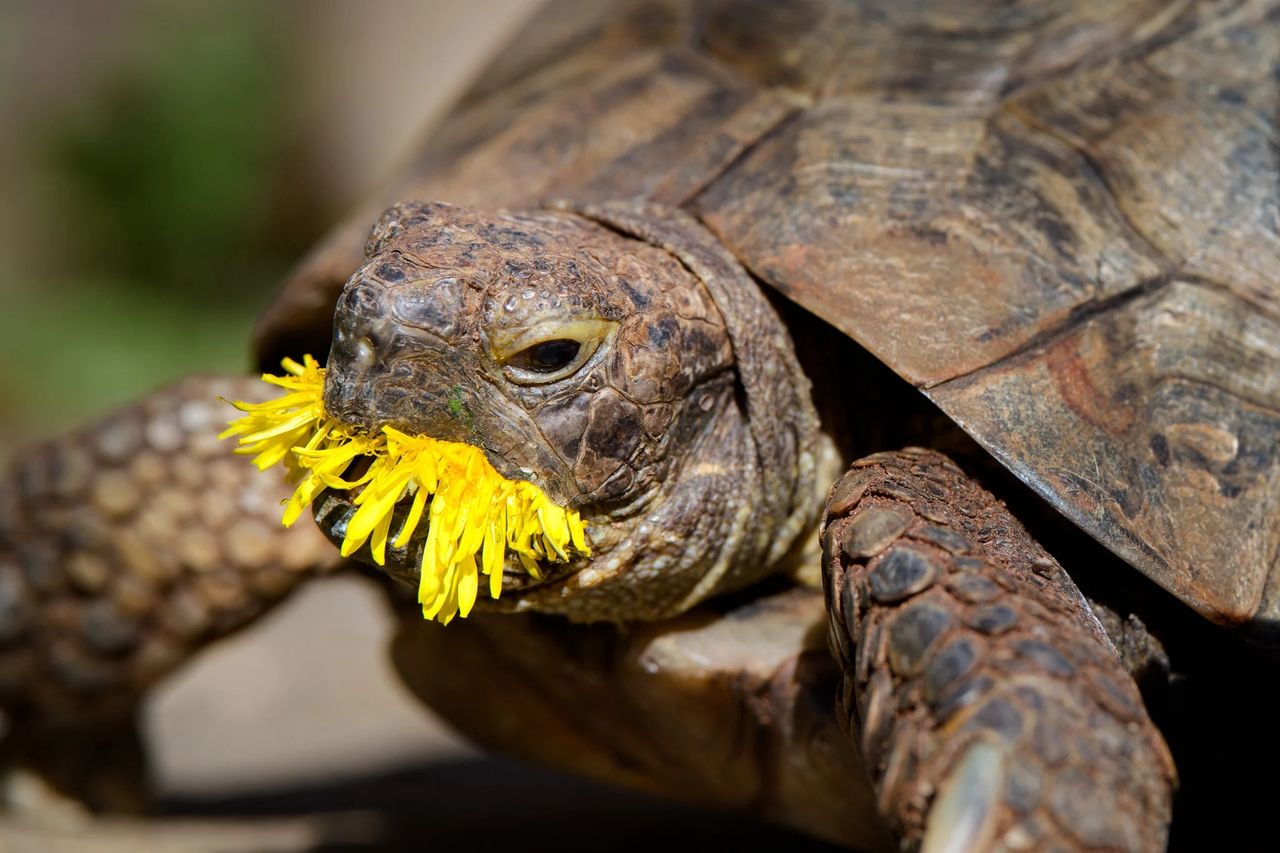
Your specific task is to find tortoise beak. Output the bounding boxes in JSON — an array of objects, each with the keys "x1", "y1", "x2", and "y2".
[{"x1": 322, "y1": 276, "x2": 576, "y2": 494}]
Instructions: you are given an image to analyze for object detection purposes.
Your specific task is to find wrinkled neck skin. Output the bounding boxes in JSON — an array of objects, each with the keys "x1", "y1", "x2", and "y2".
[
  {"x1": 512, "y1": 368, "x2": 831, "y2": 622},
  {"x1": 316, "y1": 201, "x2": 833, "y2": 623}
]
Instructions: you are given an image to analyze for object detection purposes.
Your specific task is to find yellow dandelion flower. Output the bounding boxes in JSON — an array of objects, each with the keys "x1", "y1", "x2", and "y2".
[{"x1": 221, "y1": 356, "x2": 590, "y2": 624}]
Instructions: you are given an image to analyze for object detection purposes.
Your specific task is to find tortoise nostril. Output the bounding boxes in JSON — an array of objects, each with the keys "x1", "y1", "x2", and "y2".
[
  {"x1": 353, "y1": 336, "x2": 377, "y2": 373},
  {"x1": 332, "y1": 306, "x2": 393, "y2": 376}
]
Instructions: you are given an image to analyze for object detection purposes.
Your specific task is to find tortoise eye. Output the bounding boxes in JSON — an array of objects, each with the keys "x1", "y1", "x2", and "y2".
[
  {"x1": 494, "y1": 317, "x2": 615, "y2": 386},
  {"x1": 509, "y1": 339, "x2": 581, "y2": 373}
]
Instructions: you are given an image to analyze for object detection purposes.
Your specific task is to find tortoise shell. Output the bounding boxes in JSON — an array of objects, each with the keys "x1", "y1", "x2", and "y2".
[{"x1": 255, "y1": 0, "x2": 1280, "y2": 629}]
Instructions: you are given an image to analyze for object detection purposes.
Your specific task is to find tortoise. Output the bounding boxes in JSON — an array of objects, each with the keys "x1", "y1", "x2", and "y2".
[{"x1": 2, "y1": 0, "x2": 1278, "y2": 849}]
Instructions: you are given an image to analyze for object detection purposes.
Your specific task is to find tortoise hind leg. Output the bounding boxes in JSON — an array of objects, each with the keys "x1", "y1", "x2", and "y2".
[
  {"x1": 0, "y1": 375, "x2": 341, "y2": 813},
  {"x1": 822, "y1": 449, "x2": 1175, "y2": 852}
]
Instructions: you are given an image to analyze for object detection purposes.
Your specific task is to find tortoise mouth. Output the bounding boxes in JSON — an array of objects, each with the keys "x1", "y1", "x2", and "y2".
[{"x1": 309, "y1": 457, "x2": 577, "y2": 598}]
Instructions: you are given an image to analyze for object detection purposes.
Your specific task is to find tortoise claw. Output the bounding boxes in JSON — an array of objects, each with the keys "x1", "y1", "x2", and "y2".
[{"x1": 920, "y1": 740, "x2": 1003, "y2": 853}]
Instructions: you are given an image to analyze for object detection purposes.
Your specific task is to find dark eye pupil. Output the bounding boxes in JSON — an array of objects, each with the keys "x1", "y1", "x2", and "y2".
[{"x1": 518, "y1": 339, "x2": 580, "y2": 372}]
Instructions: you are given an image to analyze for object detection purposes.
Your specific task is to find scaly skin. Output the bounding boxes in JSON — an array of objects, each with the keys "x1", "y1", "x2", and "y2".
[
  {"x1": 0, "y1": 376, "x2": 340, "y2": 809},
  {"x1": 823, "y1": 449, "x2": 1175, "y2": 851}
]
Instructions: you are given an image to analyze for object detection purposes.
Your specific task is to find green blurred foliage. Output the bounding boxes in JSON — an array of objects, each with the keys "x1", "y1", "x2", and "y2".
[
  {"x1": 1, "y1": 3, "x2": 325, "y2": 445},
  {"x1": 47, "y1": 6, "x2": 285, "y2": 301}
]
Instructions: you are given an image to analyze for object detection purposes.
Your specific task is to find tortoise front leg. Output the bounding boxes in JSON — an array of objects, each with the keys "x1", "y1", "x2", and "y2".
[
  {"x1": 822, "y1": 449, "x2": 1175, "y2": 852},
  {"x1": 0, "y1": 376, "x2": 341, "y2": 812}
]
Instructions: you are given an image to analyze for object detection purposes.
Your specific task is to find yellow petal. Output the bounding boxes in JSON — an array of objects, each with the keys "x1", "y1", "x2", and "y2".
[
  {"x1": 394, "y1": 485, "x2": 429, "y2": 548},
  {"x1": 457, "y1": 554, "x2": 479, "y2": 618},
  {"x1": 223, "y1": 356, "x2": 591, "y2": 625},
  {"x1": 369, "y1": 503, "x2": 395, "y2": 565}
]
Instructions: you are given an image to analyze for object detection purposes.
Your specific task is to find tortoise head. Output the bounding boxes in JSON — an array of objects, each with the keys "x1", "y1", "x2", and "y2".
[{"x1": 316, "y1": 201, "x2": 831, "y2": 621}]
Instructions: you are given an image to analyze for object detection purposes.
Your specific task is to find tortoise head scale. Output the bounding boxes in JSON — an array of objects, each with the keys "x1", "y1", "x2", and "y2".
[{"x1": 313, "y1": 200, "x2": 836, "y2": 623}]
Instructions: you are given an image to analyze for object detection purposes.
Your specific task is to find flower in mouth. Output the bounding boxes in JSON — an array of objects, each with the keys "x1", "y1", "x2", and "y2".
[{"x1": 220, "y1": 355, "x2": 590, "y2": 623}]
